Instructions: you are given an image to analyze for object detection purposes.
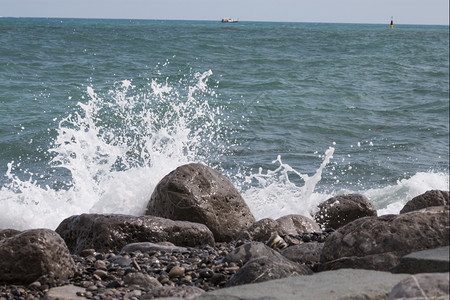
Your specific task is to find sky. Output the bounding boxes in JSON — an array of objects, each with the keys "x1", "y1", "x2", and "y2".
[{"x1": 1, "y1": 0, "x2": 449, "y2": 25}]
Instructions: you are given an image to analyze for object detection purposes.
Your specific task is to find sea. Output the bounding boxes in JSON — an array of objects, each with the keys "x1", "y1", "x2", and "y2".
[{"x1": 0, "y1": 18, "x2": 448, "y2": 231}]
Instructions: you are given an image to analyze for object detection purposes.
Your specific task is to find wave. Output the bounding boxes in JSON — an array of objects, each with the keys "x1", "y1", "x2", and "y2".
[{"x1": 0, "y1": 70, "x2": 448, "y2": 231}]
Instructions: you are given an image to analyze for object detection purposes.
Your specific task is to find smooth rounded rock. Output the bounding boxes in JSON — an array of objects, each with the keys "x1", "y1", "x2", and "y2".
[
  {"x1": 0, "y1": 229, "x2": 75, "y2": 284},
  {"x1": 314, "y1": 194, "x2": 377, "y2": 230},
  {"x1": 400, "y1": 190, "x2": 449, "y2": 214},
  {"x1": 55, "y1": 213, "x2": 214, "y2": 254},
  {"x1": 145, "y1": 163, "x2": 255, "y2": 242}
]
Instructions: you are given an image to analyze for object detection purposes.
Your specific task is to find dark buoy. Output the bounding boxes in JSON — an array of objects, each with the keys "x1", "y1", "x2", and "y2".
[{"x1": 390, "y1": 16, "x2": 394, "y2": 29}]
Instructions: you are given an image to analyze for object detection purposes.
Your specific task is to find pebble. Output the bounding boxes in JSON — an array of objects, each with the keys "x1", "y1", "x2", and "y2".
[{"x1": 169, "y1": 266, "x2": 185, "y2": 278}]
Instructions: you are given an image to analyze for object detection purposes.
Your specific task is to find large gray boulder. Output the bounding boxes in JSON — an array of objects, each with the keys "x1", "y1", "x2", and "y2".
[
  {"x1": 55, "y1": 213, "x2": 214, "y2": 254},
  {"x1": 145, "y1": 163, "x2": 255, "y2": 242},
  {"x1": 197, "y1": 269, "x2": 411, "y2": 300},
  {"x1": 0, "y1": 229, "x2": 75, "y2": 284},
  {"x1": 320, "y1": 209, "x2": 449, "y2": 271},
  {"x1": 314, "y1": 194, "x2": 377, "y2": 230},
  {"x1": 387, "y1": 273, "x2": 449, "y2": 300},
  {"x1": 400, "y1": 190, "x2": 449, "y2": 214}
]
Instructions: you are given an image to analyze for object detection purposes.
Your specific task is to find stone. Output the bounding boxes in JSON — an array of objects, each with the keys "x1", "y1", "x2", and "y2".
[
  {"x1": 223, "y1": 242, "x2": 287, "y2": 266},
  {"x1": 123, "y1": 272, "x2": 162, "y2": 289},
  {"x1": 320, "y1": 210, "x2": 449, "y2": 271},
  {"x1": 198, "y1": 269, "x2": 410, "y2": 300},
  {"x1": 276, "y1": 214, "x2": 322, "y2": 234},
  {"x1": 391, "y1": 246, "x2": 450, "y2": 274},
  {"x1": 109, "y1": 256, "x2": 132, "y2": 267},
  {"x1": 400, "y1": 190, "x2": 449, "y2": 213},
  {"x1": 168, "y1": 266, "x2": 185, "y2": 278},
  {"x1": 281, "y1": 242, "x2": 324, "y2": 266},
  {"x1": 46, "y1": 285, "x2": 86, "y2": 300},
  {"x1": 0, "y1": 228, "x2": 75, "y2": 284},
  {"x1": 145, "y1": 163, "x2": 255, "y2": 242},
  {"x1": 314, "y1": 193, "x2": 377, "y2": 230},
  {"x1": 225, "y1": 255, "x2": 312, "y2": 287},
  {"x1": 55, "y1": 213, "x2": 214, "y2": 254},
  {"x1": 120, "y1": 242, "x2": 187, "y2": 254},
  {"x1": 237, "y1": 218, "x2": 280, "y2": 243},
  {"x1": 142, "y1": 286, "x2": 205, "y2": 299},
  {"x1": 387, "y1": 273, "x2": 449, "y2": 300}
]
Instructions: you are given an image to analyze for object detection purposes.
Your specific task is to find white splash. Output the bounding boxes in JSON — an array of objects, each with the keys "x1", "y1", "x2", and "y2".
[
  {"x1": 242, "y1": 147, "x2": 335, "y2": 220},
  {"x1": 0, "y1": 70, "x2": 225, "y2": 230}
]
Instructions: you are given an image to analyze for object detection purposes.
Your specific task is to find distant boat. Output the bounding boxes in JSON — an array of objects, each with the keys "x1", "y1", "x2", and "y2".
[{"x1": 221, "y1": 18, "x2": 238, "y2": 23}]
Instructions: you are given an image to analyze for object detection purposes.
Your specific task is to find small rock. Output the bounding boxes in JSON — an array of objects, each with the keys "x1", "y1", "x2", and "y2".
[
  {"x1": 86, "y1": 285, "x2": 97, "y2": 292},
  {"x1": 93, "y1": 269, "x2": 108, "y2": 280},
  {"x1": 80, "y1": 249, "x2": 96, "y2": 257},
  {"x1": 94, "y1": 260, "x2": 107, "y2": 270},
  {"x1": 142, "y1": 286, "x2": 205, "y2": 299},
  {"x1": 199, "y1": 268, "x2": 214, "y2": 278},
  {"x1": 123, "y1": 272, "x2": 162, "y2": 289},
  {"x1": 168, "y1": 266, "x2": 185, "y2": 278}
]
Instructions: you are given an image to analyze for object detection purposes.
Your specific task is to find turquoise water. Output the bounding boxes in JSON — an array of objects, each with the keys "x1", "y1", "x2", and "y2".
[{"x1": 0, "y1": 18, "x2": 448, "y2": 229}]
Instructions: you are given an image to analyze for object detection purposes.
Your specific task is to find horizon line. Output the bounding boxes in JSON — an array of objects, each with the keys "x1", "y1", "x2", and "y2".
[{"x1": 1, "y1": 16, "x2": 448, "y2": 27}]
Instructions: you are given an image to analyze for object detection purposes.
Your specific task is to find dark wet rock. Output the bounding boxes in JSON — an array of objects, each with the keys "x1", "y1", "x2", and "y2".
[
  {"x1": 223, "y1": 242, "x2": 287, "y2": 266},
  {"x1": 400, "y1": 190, "x2": 449, "y2": 214},
  {"x1": 0, "y1": 228, "x2": 75, "y2": 284},
  {"x1": 123, "y1": 272, "x2": 162, "y2": 289},
  {"x1": 237, "y1": 218, "x2": 280, "y2": 243},
  {"x1": 237, "y1": 215, "x2": 321, "y2": 245},
  {"x1": 320, "y1": 210, "x2": 449, "y2": 271},
  {"x1": 145, "y1": 163, "x2": 255, "y2": 242},
  {"x1": 55, "y1": 213, "x2": 215, "y2": 254},
  {"x1": 391, "y1": 246, "x2": 450, "y2": 274},
  {"x1": 142, "y1": 285, "x2": 205, "y2": 299},
  {"x1": 314, "y1": 194, "x2": 377, "y2": 230},
  {"x1": 225, "y1": 255, "x2": 312, "y2": 287},
  {"x1": 276, "y1": 214, "x2": 322, "y2": 234},
  {"x1": 0, "y1": 228, "x2": 21, "y2": 241},
  {"x1": 120, "y1": 242, "x2": 188, "y2": 254},
  {"x1": 281, "y1": 242, "x2": 324, "y2": 270},
  {"x1": 387, "y1": 273, "x2": 449, "y2": 300}
]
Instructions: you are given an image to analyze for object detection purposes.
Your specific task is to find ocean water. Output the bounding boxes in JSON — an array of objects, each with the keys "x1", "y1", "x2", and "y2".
[{"x1": 0, "y1": 18, "x2": 448, "y2": 230}]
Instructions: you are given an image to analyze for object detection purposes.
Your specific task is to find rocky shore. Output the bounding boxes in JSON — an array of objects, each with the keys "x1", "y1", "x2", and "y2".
[{"x1": 0, "y1": 163, "x2": 448, "y2": 299}]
